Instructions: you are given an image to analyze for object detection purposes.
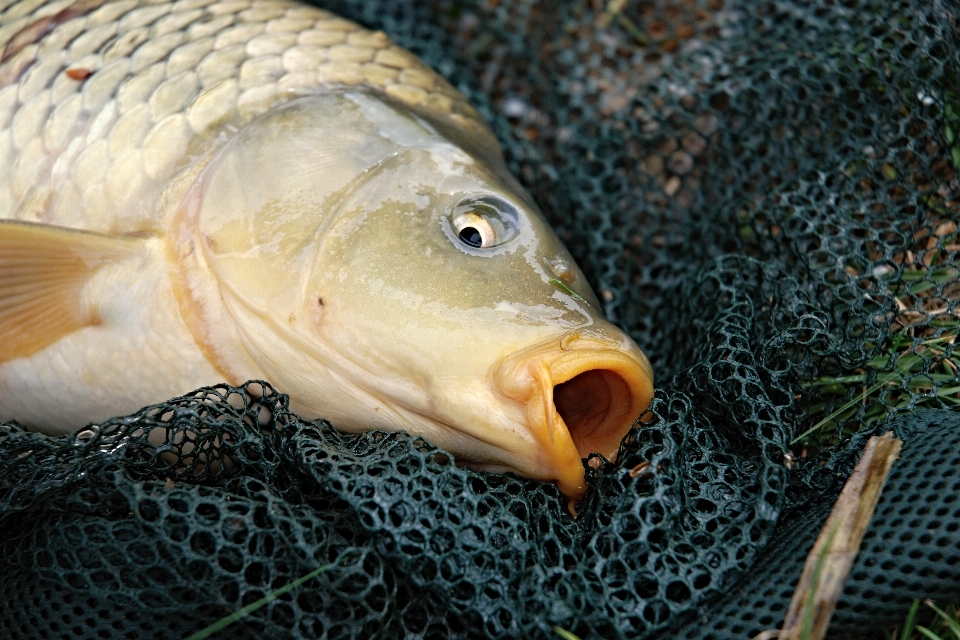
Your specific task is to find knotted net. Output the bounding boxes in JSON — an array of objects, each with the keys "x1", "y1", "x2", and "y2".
[{"x1": 2, "y1": 0, "x2": 959, "y2": 638}]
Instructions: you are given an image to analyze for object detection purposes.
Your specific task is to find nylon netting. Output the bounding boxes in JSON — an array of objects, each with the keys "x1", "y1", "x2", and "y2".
[{"x1": 1, "y1": 0, "x2": 959, "y2": 638}]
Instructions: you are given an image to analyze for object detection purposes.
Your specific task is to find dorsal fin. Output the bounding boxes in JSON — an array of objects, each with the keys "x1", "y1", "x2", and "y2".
[{"x1": 0, "y1": 220, "x2": 142, "y2": 362}]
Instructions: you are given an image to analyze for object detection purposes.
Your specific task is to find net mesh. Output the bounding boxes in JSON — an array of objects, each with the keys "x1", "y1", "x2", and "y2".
[{"x1": 2, "y1": 0, "x2": 959, "y2": 638}]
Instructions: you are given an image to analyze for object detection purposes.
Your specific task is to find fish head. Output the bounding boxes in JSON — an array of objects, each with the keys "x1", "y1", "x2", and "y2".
[{"x1": 170, "y1": 90, "x2": 654, "y2": 506}]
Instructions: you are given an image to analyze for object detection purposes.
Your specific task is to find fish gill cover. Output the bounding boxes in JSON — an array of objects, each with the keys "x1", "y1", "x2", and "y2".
[{"x1": 1, "y1": 0, "x2": 959, "y2": 638}]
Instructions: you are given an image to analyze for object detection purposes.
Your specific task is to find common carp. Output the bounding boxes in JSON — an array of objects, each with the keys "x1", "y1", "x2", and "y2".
[{"x1": 0, "y1": 0, "x2": 654, "y2": 504}]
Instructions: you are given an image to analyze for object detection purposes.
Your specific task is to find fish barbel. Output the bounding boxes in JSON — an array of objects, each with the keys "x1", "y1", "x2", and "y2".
[{"x1": 0, "y1": 0, "x2": 654, "y2": 506}]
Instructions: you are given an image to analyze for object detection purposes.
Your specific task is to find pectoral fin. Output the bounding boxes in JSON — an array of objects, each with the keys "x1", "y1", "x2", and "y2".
[{"x1": 0, "y1": 220, "x2": 142, "y2": 362}]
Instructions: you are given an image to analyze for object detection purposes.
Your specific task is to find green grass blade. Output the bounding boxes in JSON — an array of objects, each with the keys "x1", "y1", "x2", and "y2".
[
  {"x1": 553, "y1": 626, "x2": 583, "y2": 640},
  {"x1": 184, "y1": 561, "x2": 340, "y2": 640},
  {"x1": 918, "y1": 626, "x2": 946, "y2": 640},
  {"x1": 790, "y1": 379, "x2": 889, "y2": 444},
  {"x1": 926, "y1": 601, "x2": 960, "y2": 639},
  {"x1": 900, "y1": 599, "x2": 922, "y2": 640},
  {"x1": 549, "y1": 278, "x2": 585, "y2": 302},
  {"x1": 801, "y1": 369, "x2": 960, "y2": 389}
]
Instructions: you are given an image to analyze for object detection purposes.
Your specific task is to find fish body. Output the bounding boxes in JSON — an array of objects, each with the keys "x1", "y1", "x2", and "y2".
[{"x1": 0, "y1": 0, "x2": 654, "y2": 503}]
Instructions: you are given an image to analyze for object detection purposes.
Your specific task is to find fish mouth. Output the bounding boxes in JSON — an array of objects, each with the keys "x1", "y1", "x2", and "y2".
[{"x1": 494, "y1": 332, "x2": 654, "y2": 511}]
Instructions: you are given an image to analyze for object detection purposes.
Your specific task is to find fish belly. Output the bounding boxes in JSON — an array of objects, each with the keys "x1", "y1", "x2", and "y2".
[{"x1": 0, "y1": 244, "x2": 223, "y2": 432}]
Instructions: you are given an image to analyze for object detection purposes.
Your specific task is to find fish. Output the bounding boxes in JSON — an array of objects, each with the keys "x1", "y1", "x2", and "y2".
[{"x1": 0, "y1": 0, "x2": 654, "y2": 506}]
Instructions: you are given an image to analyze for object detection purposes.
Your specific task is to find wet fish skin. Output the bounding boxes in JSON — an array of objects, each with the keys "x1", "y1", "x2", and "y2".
[
  {"x1": 0, "y1": 0, "x2": 499, "y2": 424},
  {"x1": 0, "y1": 0, "x2": 655, "y2": 506},
  {"x1": 0, "y1": 0, "x2": 497, "y2": 236}
]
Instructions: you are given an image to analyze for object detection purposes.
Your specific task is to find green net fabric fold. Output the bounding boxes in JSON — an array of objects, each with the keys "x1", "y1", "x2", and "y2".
[
  {"x1": 676, "y1": 410, "x2": 960, "y2": 639},
  {"x1": 2, "y1": 0, "x2": 959, "y2": 637},
  {"x1": 0, "y1": 377, "x2": 788, "y2": 639}
]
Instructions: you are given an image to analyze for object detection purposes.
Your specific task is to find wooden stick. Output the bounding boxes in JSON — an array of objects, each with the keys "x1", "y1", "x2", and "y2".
[{"x1": 776, "y1": 432, "x2": 902, "y2": 640}]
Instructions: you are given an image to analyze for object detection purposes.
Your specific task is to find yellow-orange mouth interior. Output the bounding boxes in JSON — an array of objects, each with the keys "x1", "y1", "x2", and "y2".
[{"x1": 553, "y1": 368, "x2": 634, "y2": 460}]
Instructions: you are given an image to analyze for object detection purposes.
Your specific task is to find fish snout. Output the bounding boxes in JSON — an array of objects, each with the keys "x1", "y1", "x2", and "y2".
[{"x1": 494, "y1": 332, "x2": 654, "y2": 509}]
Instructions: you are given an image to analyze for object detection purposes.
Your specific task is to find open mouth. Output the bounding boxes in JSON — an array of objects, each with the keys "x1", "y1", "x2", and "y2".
[
  {"x1": 554, "y1": 368, "x2": 635, "y2": 460},
  {"x1": 494, "y1": 333, "x2": 655, "y2": 510}
]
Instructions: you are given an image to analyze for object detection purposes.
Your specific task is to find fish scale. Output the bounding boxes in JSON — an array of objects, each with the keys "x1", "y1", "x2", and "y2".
[
  {"x1": 0, "y1": 0, "x2": 654, "y2": 504},
  {"x1": 0, "y1": 0, "x2": 493, "y2": 235},
  {"x1": 0, "y1": 0, "x2": 505, "y2": 431}
]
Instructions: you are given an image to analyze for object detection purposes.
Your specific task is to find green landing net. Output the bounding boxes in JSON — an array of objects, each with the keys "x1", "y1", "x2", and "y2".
[{"x1": 2, "y1": 1, "x2": 959, "y2": 638}]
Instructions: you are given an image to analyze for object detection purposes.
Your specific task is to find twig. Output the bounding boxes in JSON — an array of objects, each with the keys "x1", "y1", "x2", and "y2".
[
  {"x1": 777, "y1": 432, "x2": 902, "y2": 640},
  {"x1": 595, "y1": 0, "x2": 650, "y2": 45}
]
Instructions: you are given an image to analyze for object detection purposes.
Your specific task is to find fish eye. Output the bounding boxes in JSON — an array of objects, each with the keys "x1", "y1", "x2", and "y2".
[{"x1": 449, "y1": 196, "x2": 521, "y2": 249}]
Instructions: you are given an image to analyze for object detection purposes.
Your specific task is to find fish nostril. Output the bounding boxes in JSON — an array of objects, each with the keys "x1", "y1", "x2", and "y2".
[{"x1": 554, "y1": 369, "x2": 633, "y2": 460}]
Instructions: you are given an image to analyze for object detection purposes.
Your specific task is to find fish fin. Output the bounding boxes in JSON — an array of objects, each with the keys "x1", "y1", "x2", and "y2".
[{"x1": 0, "y1": 220, "x2": 141, "y2": 362}]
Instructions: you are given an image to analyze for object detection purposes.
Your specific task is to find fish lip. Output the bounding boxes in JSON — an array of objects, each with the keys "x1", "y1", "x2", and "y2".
[{"x1": 493, "y1": 331, "x2": 655, "y2": 507}]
